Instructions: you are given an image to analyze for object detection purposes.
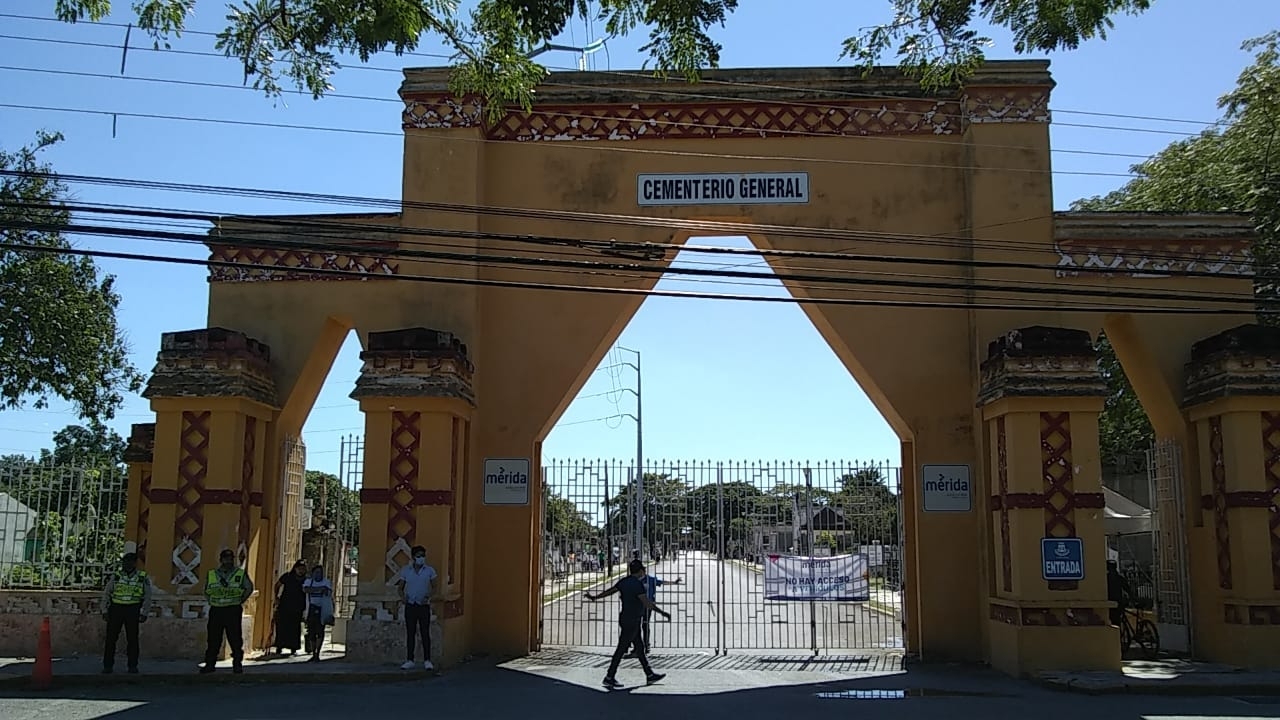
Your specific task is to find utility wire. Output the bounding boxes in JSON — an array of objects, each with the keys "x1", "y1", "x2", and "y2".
[
  {"x1": 2, "y1": 170, "x2": 1259, "y2": 278},
  {"x1": 0, "y1": 221, "x2": 1259, "y2": 313},
  {"x1": 0, "y1": 13, "x2": 1226, "y2": 130}
]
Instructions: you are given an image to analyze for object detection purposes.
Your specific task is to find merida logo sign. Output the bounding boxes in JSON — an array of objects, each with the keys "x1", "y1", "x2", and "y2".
[
  {"x1": 482, "y1": 458, "x2": 531, "y2": 506},
  {"x1": 921, "y1": 464, "x2": 972, "y2": 512}
]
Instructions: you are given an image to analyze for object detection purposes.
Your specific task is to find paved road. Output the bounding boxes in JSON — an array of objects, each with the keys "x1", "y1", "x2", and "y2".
[
  {"x1": 0, "y1": 662, "x2": 1265, "y2": 720},
  {"x1": 541, "y1": 551, "x2": 902, "y2": 652}
]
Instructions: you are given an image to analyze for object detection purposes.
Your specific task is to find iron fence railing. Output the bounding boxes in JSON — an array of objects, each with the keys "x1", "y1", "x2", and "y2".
[
  {"x1": 538, "y1": 459, "x2": 905, "y2": 654},
  {"x1": 0, "y1": 457, "x2": 129, "y2": 590}
]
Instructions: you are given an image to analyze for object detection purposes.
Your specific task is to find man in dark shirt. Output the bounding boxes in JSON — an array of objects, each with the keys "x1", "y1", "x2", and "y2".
[
  {"x1": 587, "y1": 559, "x2": 670, "y2": 689},
  {"x1": 1106, "y1": 560, "x2": 1131, "y2": 626}
]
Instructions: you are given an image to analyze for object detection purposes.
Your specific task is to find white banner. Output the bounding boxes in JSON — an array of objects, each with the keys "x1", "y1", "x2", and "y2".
[{"x1": 763, "y1": 553, "x2": 870, "y2": 601}]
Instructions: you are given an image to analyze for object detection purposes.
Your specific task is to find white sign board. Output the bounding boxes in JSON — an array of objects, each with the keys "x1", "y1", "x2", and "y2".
[
  {"x1": 637, "y1": 172, "x2": 809, "y2": 206},
  {"x1": 921, "y1": 464, "x2": 972, "y2": 512},
  {"x1": 483, "y1": 458, "x2": 531, "y2": 506},
  {"x1": 763, "y1": 553, "x2": 870, "y2": 601}
]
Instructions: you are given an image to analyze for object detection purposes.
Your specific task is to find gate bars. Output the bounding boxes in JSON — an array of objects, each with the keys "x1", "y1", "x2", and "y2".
[{"x1": 539, "y1": 459, "x2": 905, "y2": 654}]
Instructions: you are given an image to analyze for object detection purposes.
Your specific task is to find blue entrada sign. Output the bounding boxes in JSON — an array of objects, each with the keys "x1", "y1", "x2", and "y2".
[{"x1": 1041, "y1": 538, "x2": 1084, "y2": 581}]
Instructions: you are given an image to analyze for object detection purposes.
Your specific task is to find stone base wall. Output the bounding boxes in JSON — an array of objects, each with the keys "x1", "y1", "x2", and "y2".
[
  {"x1": 0, "y1": 590, "x2": 254, "y2": 662},
  {"x1": 345, "y1": 593, "x2": 468, "y2": 666}
]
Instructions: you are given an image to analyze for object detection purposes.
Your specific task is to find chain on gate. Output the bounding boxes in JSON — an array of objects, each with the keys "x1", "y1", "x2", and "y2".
[{"x1": 538, "y1": 459, "x2": 906, "y2": 654}]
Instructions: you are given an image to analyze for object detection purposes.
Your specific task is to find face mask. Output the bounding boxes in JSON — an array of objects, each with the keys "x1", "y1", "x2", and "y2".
[
  {"x1": 312, "y1": 572, "x2": 322, "y2": 581},
  {"x1": 413, "y1": 557, "x2": 425, "y2": 567}
]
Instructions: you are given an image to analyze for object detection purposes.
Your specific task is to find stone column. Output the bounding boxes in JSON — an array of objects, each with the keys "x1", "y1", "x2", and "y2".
[
  {"x1": 123, "y1": 423, "x2": 156, "y2": 559},
  {"x1": 346, "y1": 328, "x2": 475, "y2": 665},
  {"x1": 978, "y1": 326, "x2": 1119, "y2": 675},
  {"x1": 1183, "y1": 324, "x2": 1280, "y2": 668},
  {"x1": 139, "y1": 328, "x2": 278, "y2": 657}
]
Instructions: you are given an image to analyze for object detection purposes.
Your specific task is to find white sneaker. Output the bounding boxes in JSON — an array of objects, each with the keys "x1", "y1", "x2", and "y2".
[
  {"x1": 400, "y1": 661, "x2": 416, "y2": 670},
  {"x1": 423, "y1": 661, "x2": 434, "y2": 671}
]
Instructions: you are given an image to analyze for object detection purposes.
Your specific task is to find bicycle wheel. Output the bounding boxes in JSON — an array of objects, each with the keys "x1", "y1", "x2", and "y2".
[
  {"x1": 1135, "y1": 619, "x2": 1160, "y2": 659},
  {"x1": 1119, "y1": 618, "x2": 1133, "y2": 653}
]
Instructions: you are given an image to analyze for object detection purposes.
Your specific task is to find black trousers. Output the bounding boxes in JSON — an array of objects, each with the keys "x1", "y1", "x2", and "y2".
[
  {"x1": 204, "y1": 605, "x2": 244, "y2": 667},
  {"x1": 405, "y1": 603, "x2": 432, "y2": 662},
  {"x1": 606, "y1": 619, "x2": 653, "y2": 678},
  {"x1": 103, "y1": 603, "x2": 141, "y2": 670},
  {"x1": 640, "y1": 611, "x2": 652, "y2": 652},
  {"x1": 306, "y1": 606, "x2": 326, "y2": 657}
]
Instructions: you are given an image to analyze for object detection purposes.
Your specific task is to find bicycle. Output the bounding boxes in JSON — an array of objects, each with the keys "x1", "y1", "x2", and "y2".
[{"x1": 1119, "y1": 597, "x2": 1160, "y2": 659}]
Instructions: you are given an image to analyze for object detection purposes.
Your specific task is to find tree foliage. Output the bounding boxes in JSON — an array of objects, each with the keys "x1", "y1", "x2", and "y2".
[
  {"x1": 1073, "y1": 32, "x2": 1280, "y2": 463},
  {"x1": 303, "y1": 470, "x2": 359, "y2": 545},
  {"x1": 0, "y1": 131, "x2": 144, "y2": 422},
  {"x1": 54, "y1": 1, "x2": 1152, "y2": 111},
  {"x1": 0, "y1": 424, "x2": 128, "y2": 588}
]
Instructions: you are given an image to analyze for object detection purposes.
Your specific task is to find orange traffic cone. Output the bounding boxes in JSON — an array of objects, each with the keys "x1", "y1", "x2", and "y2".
[{"x1": 32, "y1": 616, "x2": 52, "y2": 690}]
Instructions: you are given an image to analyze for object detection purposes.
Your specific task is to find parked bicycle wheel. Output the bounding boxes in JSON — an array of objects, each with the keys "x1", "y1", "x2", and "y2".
[{"x1": 1134, "y1": 619, "x2": 1160, "y2": 659}]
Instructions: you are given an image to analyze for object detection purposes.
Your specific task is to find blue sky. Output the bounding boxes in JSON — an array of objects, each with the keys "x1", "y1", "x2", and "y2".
[{"x1": 1, "y1": 0, "x2": 1276, "y2": 478}]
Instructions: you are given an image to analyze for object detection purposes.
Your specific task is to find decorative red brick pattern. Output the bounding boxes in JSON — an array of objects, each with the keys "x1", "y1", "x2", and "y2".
[
  {"x1": 1261, "y1": 412, "x2": 1280, "y2": 590},
  {"x1": 990, "y1": 602, "x2": 1019, "y2": 625},
  {"x1": 448, "y1": 417, "x2": 460, "y2": 584},
  {"x1": 996, "y1": 417, "x2": 1012, "y2": 593},
  {"x1": 238, "y1": 417, "x2": 257, "y2": 563},
  {"x1": 1224, "y1": 604, "x2": 1280, "y2": 625},
  {"x1": 1021, "y1": 607, "x2": 1107, "y2": 627},
  {"x1": 1040, "y1": 412, "x2": 1078, "y2": 592},
  {"x1": 963, "y1": 86, "x2": 1052, "y2": 124},
  {"x1": 137, "y1": 470, "x2": 152, "y2": 557},
  {"x1": 387, "y1": 411, "x2": 423, "y2": 547},
  {"x1": 208, "y1": 245, "x2": 399, "y2": 283},
  {"x1": 173, "y1": 411, "x2": 210, "y2": 585},
  {"x1": 458, "y1": 419, "x2": 471, "y2": 592},
  {"x1": 1210, "y1": 416, "x2": 1233, "y2": 590}
]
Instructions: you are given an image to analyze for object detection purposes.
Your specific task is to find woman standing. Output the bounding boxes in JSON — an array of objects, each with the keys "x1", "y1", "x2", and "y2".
[
  {"x1": 273, "y1": 560, "x2": 307, "y2": 656},
  {"x1": 303, "y1": 565, "x2": 335, "y2": 662}
]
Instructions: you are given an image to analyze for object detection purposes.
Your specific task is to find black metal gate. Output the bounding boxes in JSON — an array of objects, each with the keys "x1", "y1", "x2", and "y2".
[{"x1": 538, "y1": 460, "x2": 905, "y2": 654}]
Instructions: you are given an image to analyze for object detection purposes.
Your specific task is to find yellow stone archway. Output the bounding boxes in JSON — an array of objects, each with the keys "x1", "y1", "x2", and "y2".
[{"x1": 119, "y1": 62, "x2": 1280, "y2": 675}]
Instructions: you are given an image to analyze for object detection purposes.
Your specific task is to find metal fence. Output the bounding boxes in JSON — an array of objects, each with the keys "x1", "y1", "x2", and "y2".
[
  {"x1": 538, "y1": 459, "x2": 905, "y2": 655},
  {"x1": 0, "y1": 457, "x2": 128, "y2": 590}
]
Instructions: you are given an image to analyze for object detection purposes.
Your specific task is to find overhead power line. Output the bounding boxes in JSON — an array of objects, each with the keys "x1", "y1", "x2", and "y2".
[
  {"x1": 0, "y1": 13, "x2": 1226, "y2": 130},
  {"x1": 0, "y1": 170, "x2": 1259, "y2": 284},
  {"x1": 4, "y1": 201, "x2": 1260, "y2": 308},
  {"x1": 0, "y1": 235, "x2": 1260, "y2": 315}
]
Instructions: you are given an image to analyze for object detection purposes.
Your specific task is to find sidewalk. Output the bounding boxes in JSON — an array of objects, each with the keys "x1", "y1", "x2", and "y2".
[
  {"x1": 1038, "y1": 657, "x2": 1280, "y2": 695},
  {"x1": 0, "y1": 643, "x2": 444, "y2": 689}
]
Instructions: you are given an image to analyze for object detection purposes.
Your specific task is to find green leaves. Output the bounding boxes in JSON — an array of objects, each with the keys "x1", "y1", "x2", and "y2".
[
  {"x1": 0, "y1": 132, "x2": 144, "y2": 422},
  {"x1": 51, "y1": 1, "x2": 1154, "y2": 110}
]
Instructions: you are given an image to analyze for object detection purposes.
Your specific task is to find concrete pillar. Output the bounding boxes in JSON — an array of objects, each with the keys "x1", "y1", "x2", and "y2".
[
  {"x1": 345, "y1": 328, "x2": 474, "y2": 665},
  {"x1": 978, "y1": 326, "x2": 1120, "y2": 676},
  {"x1": 1183, "y1": 324, "x2": 1280, "y2": 668},
  {"x1": 139, "y1": 328, "x2": 278, "y2": 657}
]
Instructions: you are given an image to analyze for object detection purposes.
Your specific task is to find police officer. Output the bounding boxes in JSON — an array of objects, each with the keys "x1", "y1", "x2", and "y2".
[
  {"x1": 101, "y1": 552, "x2": 151, "y2": 674},
  {"x1": 201, "y1": 548, "x2": 254, "y2": 674}
]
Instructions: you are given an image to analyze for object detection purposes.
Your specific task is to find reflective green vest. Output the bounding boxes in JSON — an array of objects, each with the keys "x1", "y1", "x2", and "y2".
[
  {"x1": 111, "y1": 571, "x2": 147, "y2": 605},
  {"x1": 206, "y1": 568, "x2": 247, "y2": 607}
]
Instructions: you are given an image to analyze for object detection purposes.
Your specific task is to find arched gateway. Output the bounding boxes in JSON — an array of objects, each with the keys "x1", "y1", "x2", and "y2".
[{"x1": 119, "y1": 61, "x2": 1280, "y2": 676}]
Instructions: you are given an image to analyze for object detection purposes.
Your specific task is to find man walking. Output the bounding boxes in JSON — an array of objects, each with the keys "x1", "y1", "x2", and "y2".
[
  {"x1": 639, "y1": 567, "x2": 681, "y2": 655},
  {"x1": 101, "y1": 552, "x2": 151, "y2": 674},
  {"x1": 393, "y1": 545, "x2": 437, "y2": 671},
  {"x1": 586, "y1": 559, "x2": 669, "y2": 689},
  {"x1": 201, "y1": 548, "x2": 254, "y2": 674}
]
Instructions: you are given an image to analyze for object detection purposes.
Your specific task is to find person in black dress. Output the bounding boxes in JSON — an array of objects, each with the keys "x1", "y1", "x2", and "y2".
[{"x1": 273, "y1": 560, "x2": 307, "y2": 655}]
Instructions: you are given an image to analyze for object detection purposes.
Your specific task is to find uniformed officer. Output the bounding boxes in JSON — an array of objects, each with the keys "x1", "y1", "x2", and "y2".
[
  {"x1": 201, "y1": 548, "x2": 254, "y2": 674},
  {"x1": 101, "y1": 552, "x2": 151, "y2": 674}
]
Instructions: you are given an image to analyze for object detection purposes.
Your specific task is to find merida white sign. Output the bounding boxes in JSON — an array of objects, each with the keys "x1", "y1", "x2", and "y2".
[
  {"x1": 637, "y1": 172, "x2": 809, "y2": 206},
  {"x1": 921, "y1": 464, "x2": 972, "y2": 512},
  {"x1": 483, "y1": 458, "x2": 530, "y2": 506}
]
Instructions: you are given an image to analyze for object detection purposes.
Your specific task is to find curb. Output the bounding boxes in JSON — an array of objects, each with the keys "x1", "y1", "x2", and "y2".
[
  {"x1": 1034, "y1": 677, "x2": 1280, "y2": 697},
  {"x1": 542, "y1": 572, "x2": 628, "y2": 606},
  {"x1": 0, "y1": 669, "x2": 444, "y2": 690}
]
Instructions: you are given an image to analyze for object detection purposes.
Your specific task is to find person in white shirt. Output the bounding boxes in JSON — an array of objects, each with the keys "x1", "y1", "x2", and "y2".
[
  {"x1": 393, "y1": 545, "x2": 438, "y2": 670},
  {"x1": 302, "y1": 565, "x2": 334, "y2": 662}
]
